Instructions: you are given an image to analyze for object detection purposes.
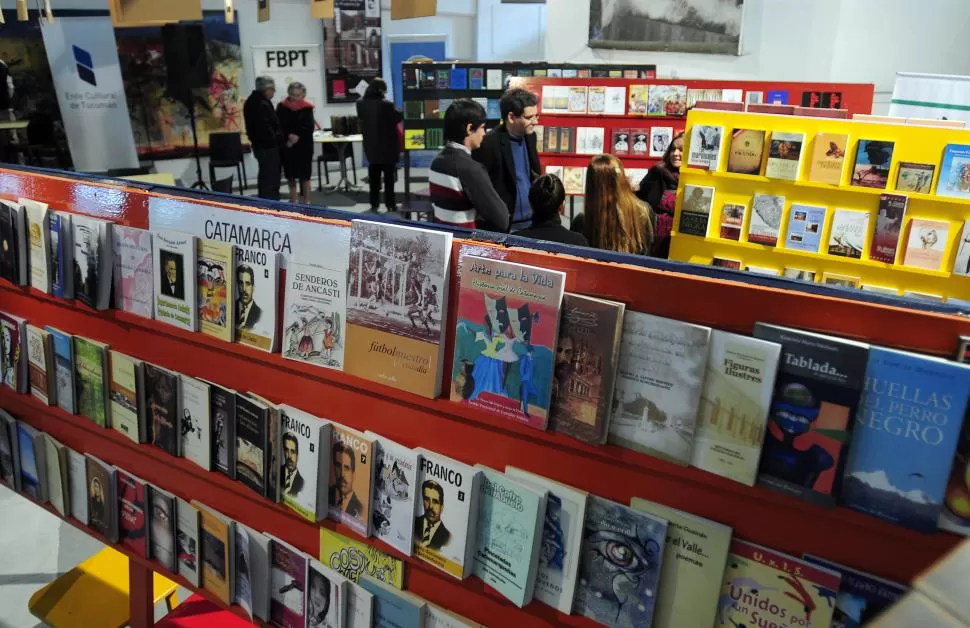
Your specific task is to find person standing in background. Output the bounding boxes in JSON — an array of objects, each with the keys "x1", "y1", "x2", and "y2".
[
  {"x1": 515, "y1": 174, "x2": 588, "y2": 246},
  {"x1": 276, "y1": 82, "x2": 316, "y2": 205},
  {"x1": 636, "y1": 131, "x2": 683, "y2": 257},
  {"x1": 356, "y1": 78, "x2": 403, "y2": 213},
  {"x1": 243, "y1": 76, "x2": 283, "y2": 201},
  {"x1": 583, "y1": 154, "x2": 655, "y2": 255},
  {"x1": 473, "y1": 88, "x2": 541, "y2": 231}
]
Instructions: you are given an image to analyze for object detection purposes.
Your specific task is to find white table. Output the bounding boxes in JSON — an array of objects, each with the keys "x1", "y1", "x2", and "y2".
[{"x1": 313, "y1": 132, "x2": 363, "y2": 192}]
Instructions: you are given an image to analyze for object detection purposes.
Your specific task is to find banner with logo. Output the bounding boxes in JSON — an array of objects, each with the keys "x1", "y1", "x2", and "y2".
[
  {"x1": 252, "y1": 44, "x2": 326, "y2": 126},
  {"x1": 889, "y1": 72, "x2": 970, "y2": 125},
  {"x1": 41, "y1": 17, "x2": 139, "y2": 171}
]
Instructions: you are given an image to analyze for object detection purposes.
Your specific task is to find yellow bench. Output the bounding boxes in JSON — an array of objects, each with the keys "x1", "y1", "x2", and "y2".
[{"x1": 28, "y1": 546, "x2": 180, "y2": 628}]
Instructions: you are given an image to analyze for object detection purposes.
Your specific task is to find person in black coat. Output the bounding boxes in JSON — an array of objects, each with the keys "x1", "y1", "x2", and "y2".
[
  {"x1": 515, "y1": 174, "x2": 588, "y2": 247},
  {"x1": 276, "y1": 82, "x2": 316, "y2": 205},
  {"x1": 472, "y1": 88, "x2": 541, "y2": 232},
  {"x1": 636, "y1": 131, "x2": 684, "y2": 258},
  {"x1": 356, "y1": 78, "x2": 403, "y2": 213},
  {"x1": 243, "y1": 76, "x2": 283, "y2": 201}
]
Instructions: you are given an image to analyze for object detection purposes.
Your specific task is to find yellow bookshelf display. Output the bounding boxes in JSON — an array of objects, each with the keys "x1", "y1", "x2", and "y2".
[{"x1": 670, "y1": 109, "x2": 970, "y2": 302}]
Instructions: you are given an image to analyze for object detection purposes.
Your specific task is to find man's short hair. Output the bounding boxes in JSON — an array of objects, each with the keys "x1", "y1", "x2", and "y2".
[
  {"x1": 332, "y1": 441, "x2": 355, "y2": 471},
  {"x1": 444, "y1": 99, "x2": 486, "y2": 144},
  {"x1": 528, "y1": 174, "x2": 565, "y2": 222},
  {"x1": 237, "y1": 264, "x2": 254, "y2": 284},
  {"x1": 422, "y1": 479, "x2": 444, "y2": 502},
  {"x1": 255, "y1": 76, "x2": 275, "y2": 91},
  {"x1": 500, "y1": 88, "x2": 538, "y2": 123},
  {"x1": 282, "y1": 432, "x2": 299, "y2": 452}
]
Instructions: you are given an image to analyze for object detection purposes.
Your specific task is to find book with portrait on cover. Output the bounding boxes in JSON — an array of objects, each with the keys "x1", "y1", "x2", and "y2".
[
  {"x1": 153, "y1": 229, "x2": 198, "y2": 332},
  {"x1": 328, "y1": 424, "x2": 376, "y2": 537},
  {"x1": 279, "y1": 404, "x2": 331, "y2": 522},
  {"x1": 85, "y1": 453, "x2": 118, "y2": 542},
  {"x1": 235, "y1": 246, "x2": 280, "y2": 352},
  {"x1": 1, "y1": 311, "x2": 27, "y2": 394}
]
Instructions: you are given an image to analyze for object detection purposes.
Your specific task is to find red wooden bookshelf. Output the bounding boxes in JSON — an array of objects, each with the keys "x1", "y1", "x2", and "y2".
[{"x1": 0, "y1": 165, "x2": 965, "y2": 628}]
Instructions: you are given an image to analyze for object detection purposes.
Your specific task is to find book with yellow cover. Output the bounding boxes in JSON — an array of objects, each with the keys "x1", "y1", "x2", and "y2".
[
  {"x1": 808, "y1": 132, "x2": 848, "y2": 184},
  {"x1": 319, "y1": 528, "x2": 404, "y2": 589},
  {"x1": 197, "y1": 239, "x2": 235, "y2": 342},
  {"x1": 196, "y1": 501, "x2": 235, "y2": 606},
  {"x1": 404, "y1": 129, "x2": 425, "y2": 150}
]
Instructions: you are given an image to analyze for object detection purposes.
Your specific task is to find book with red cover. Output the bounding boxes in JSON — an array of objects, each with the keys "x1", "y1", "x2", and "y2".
[
  {"x1": 746, "y1": 104, "x2": 796, "y2": 115},
  {"x1": 794, "y1": 106, "x2": 850, "y2": 119},
  {"x1": 630, "y1": 128, "x2": 649, "y2": 156},
  {"x1": 117, "y1": 468, "x2": 148, "y2": 558},
  {"x1": 692, "y1": 101, "x2": 744, "y2": 112},
  {"x1": 871, "y1": 194, "x2": 907, "y2": 263},
  {"x1": 611, "y1": 129, "x2": 630, "y2": 156}
]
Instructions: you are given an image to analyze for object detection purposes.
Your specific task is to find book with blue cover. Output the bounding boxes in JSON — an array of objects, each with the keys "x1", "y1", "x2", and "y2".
[
  {"x1": 486, "y1": 99, "x2": 501, "y2": 120},
  {"x1": 842, "y1": 346, "x2": 970, "y2": 531},
  {"x1": 49, "y1": 211, "x2": 73, "y2": 299},
  {"x1": 468, "y1": 69, "x2": 483, "y2": 90},
  {"x1": 936, "y1": 144, "x2": 970, "y2": 198},
  {"x1": 574, "y1": 496, "x2": 667, "y2": 628},
  {"x1": 46, "y1": 326, "x2": 75, "y2": 414},
  {"x1": 360, "y1": 574, "x2": 426, "y2": 628},
  {"x1": 784, "y1": 204, "x2": 826, "y2": 253},
  {"x1": 803, "y1": 554, "x2": 908, "y2": 627},
  {"x1": 472, "y1": 465, "x2": 546, "y2": 607},
  {"x1": 449, "y1": 68, "x2": 467, "y2": 90}
]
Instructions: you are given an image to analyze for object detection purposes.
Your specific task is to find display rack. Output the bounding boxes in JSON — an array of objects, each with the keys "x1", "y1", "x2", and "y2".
[
  {"x1": 1, "y1": 166, "x2": 967, "y2": 628},
  {"x1": 670, "y1": 108, "x2": 970, "y2": 302}
]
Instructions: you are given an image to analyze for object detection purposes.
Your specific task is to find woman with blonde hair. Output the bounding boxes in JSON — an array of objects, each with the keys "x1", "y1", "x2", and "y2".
[{"x1": 582, "y1": 154, "x2": 654, "y2": 255}]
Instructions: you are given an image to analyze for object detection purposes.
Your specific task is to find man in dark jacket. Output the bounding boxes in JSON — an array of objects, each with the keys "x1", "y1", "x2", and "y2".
[
  {"x1": 244, "y1": 76, "x2": 283, "y2": 200},
  {"x1": 516, "y1": 174, "x2": 588, "y2": 247},
  {"x1": 473, "y1": 88, "x2": 541, "y2": 231},
  {"x1": 356, "y1": 78, "x2": 402, "y2": 213}
]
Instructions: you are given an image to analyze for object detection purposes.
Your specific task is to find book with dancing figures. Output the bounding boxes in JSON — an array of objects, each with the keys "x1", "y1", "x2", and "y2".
[{"x1": 282, "y1": 257, "x2": 346, "y2": 371}]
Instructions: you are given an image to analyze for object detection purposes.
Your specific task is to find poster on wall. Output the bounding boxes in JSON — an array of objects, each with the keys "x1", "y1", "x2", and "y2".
[
  {"x1": 588, "y1": 0, "x2": 744, "y2": 55},
  {"x1": 323, "y1": 0, "x2": 382, "y2": 103},
  {"x1": 252, "y1": 45, "x2": 326, "y2": 126},
  {"x1": 115, "y1": 11, "x2": 244, "y2": 159}
]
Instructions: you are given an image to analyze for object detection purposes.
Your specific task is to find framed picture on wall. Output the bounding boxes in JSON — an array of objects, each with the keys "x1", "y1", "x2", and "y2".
[
  {"x1": 588, "y1": 0, "x2": 744, "y2": 55},
  {"x1": 323, "y1": 0, "x2": 382, "y2": 103}
]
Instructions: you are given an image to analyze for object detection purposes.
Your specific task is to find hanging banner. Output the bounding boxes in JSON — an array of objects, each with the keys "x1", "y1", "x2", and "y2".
[
  {"x1": 889, "y1": 72, "x2": 970, "y2": 124},
  {"x1": 323, "y1": 0, "x2": 382, "y2": 103},
  {"x1": 258, "y1": 0, "x2": 270, "y2": 22},
  {"x1": 252, "y1": 44, "x2": 326, "y2": 126},
  {"x1": 41, "y1": 17, "x2": 139, "y2": 172}
]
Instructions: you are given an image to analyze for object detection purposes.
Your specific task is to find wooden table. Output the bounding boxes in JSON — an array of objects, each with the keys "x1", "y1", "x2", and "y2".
[{"x1": 313, "y1": 132, "x2": 362, "y2": 192}]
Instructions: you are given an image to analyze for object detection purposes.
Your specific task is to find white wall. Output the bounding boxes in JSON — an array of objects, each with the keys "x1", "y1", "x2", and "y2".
[{"x1": 475, "y1": 0, "x2": 545, "y2": 62}]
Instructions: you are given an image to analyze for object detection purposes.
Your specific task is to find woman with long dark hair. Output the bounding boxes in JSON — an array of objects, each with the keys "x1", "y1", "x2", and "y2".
[
  {"x1": 636, "y1": 131, "x2": 684, "y2": 257},
  {"x1": 356, "y1": 78, "x2": 403, "y2": 213},
  {"x1": 583, "y1": 154, "x2": 654, "y2": 255}
]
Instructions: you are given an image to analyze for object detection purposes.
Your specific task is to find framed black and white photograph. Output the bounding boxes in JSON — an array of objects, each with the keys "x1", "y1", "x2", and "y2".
[{"x1": 589, "y1": 0, "x2": 744, "y2": 55}]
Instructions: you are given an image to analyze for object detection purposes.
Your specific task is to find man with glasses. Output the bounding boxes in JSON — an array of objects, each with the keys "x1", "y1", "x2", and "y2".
[{"x1": 473, "y1": 88, "x2": 542, "y2": 232}]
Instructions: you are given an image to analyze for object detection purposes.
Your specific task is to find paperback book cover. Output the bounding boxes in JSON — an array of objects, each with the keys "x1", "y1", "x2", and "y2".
[
  {"x1": 67, "y1": 448, "x2": 86, "y2": 524},
  {"x1": 679, "y1": 184, "x2": 715, "y2": 237},
  {"x1": 236, "y1": 393, "x2": 269, "y2": 496},
  {"x1": 199, "y1": 503, "x2": 234, "y2": 606},
  {"x1": 49, "y1": 211, "x2": 73, "y2": 299},
  {"x1": 346, "y1": 580, "x2": 374, "y2": 628},
  {"x1": 720, "y1": 203, "x2": 746, "y2": 241},
  {"x1": 197, "y1": 239, "x2": 235, "y2": 342},
  {"x1": 648, "y1": 84, "x2": 687, "y2": 116},
  {"x1": 279, "y1": 405, "x2": 331, "y2": 522},
  {"x1": 692, "y1": 330, "x2": 782, "y2": 486},
  {"x1": 851, "y1": 140, "x2": 895, "y2": 189},
  {"x1": 209, "y1": 382, "x2": 237, "y2": 479},
  {"x1": 0, "y1": 413, "x2": 16, "y2": 491},
  {"x1": 283, "y1": 257, "x2": 346, "y2": 371},
  {"x1": 85, "y1": 454, "x2": 117, "y2": 542},
  {"x1": 243, "y1": 525, "x2": 272, "y2": 622},
  {"x1": 234, "y1": 525, "x2": 254, "y2": 618},
  {"x1": 270, "y1": 536, "x2": 307, "y2": 628},
  {"x1": 716, "y1": 539, "x2": 841, "y2": 628},
  {"x1": 823, "y1": 273, "x2": 861, "y2": 289},
  {"x1": 574, "y1": 496, "x2": 667, "y2": 628},
  {"x1": 559, "y1": 127, "x2": 574, "y2": 153},
  {"x1": 318, "y1": 528, "x2": 405, "y2": 589},
  {"x1": 117, "y1": 469, "x2": 148, "y2": 558},
  {"x1": 748, "y1": 193, "x2": 785, "y2": 246},
  {"x1": 307, "y1": 558, "x2": 348, "y2": 628},
  {"x1": 176, "y1": 497, "x2": 201, "y2": 587},
  {"x1": 0, "y1": 201, "x2": 25, "y2": 285},
  {"x1": 472, "y1": 466, "x2": 546, "y2": 608},
  {"x1": 1, "y1": 312, "x2": 26, "y2": 394},
  {"x1": 329, "y1": 424, "x2": 376, "y2": 536},
  {"x1": 628, "y1": 85, "x2": 649, "y2": 114},
  {"x1": 726, "y1": 128, "x2": 766, "y2": 175},
  {"x1": 549, "y1": 294, "x2": 625, "y2": 445},
  {"x1": 145, "y1": 363, "x2": 180, "y2": 457},
  {"x1": 47, "y1": 326, "x2": 75, "y2": 414},
  {"x1": 630, "y1": 128, "x2": 649, "y2": 156},
  {"x1": 112, "y1": 225, "x2": 154, "y2": 319},
  {"x1": 450, "y1": 253, "x2": 566, "y2": 430},
  {"x1": 150, "y1": 486, "x2": 178, "y2": 572},
  {"x1": 765, "y1": 131, "x2": 806, "y2": 180},
  {"x1": 73, "y1": 336, "x2": 109, "y2": 428},
  {"x1": 449, "y1": 67, "x2": 467, "y2": 89},
  {"x1": 562, "y1": 166, "x2": 585, "y2": 194},
  {"x1": 587, "y1": 86, "x2": 606, "y2": 114},
  {"x1": 896, "y1": 162, "x2": 935, "y2": 193},
  {"x1": 936, "y1": 143, "x2": 970, "y2": 198},
  {"x1": 468, "y1": 68, "x2": 483, "y2": 90},
  {"x1": 842, "y1": 346, "x2": 970, "y2": 531},
  {"x1": 630, "y1": 497, "x2": 732, "y2": 628},
  {"x1": 109, "y1": 351, "x2": 144, "y2": 443},
  {"x1": 360, "y1": 575, "x2": 426, "y2": 628},
  {"x1": 712, "y1": 257, "x2": 742, "y2": 270},
  {"x1": 26, "y1": 324, "x2": 54, "y2": 405},
  {"x1": 611, "y1": 129, "x2": 630, "y2": 155},
  {"x1": 753, "y1": 323, "x2": 870, "y2": 507},
  {"x1": 809, "y1": 132, "x2": 848, "y2": 184},
  {"x1": 72, "y1": 214, "x2": 113, "y2": 310},
  {"x1": 650, "y1": 126, "x2": 674, "y2": 158},
  {"x1": 687, "y1": 124, "x2": 723, "y2": 170},
  {"x1": 576, "y1": 127, "x2": 605, "y2": 155},
  {"x1": 367, "y1": 433, "x2": 419, "y2": 556},
  {"x1": 18, "y1": 423, "x2": 46, "y2": 502},
  {"x1": 22, "y1": 198, "x2": 50, "y2": 293},
  {"x1": 43, "y1": 435, "x2": 68, "y2": 517},
  {"x1": 802, "y1": 554, "x2": 908, "y2": 627},
  {"x1": 609, "y1": 311, "x2": 712, "y2": 465},
  {"x1": 827, "y1": 209, "x2": 870, "y2": 259},
  {"x1": 784, "y1": 204, "x2": 826, "y2": 253},
  {"x1": 153, "y1": 229, "x2": 198, "y2": 332},
  {"x1": 247, "y1": 392, "x2": 281, "y2": 504},
  {"x1": 567, "y1": 86, "x2": 587, "y2": 113},
  {"x1": 345, "y1": 220, "x2": 452, "y2": 398},
  {"x1": 180, "y1": 375, "x2": 211, "y2": 471},
  {"x1": 903, "y1": 218, "x2": 950, "y2": 271},
  {"x1": 235, "y1": 246, "x2": 280, "y2": 352},
  {"x1": 871, "y1": 194, "x2": 907, "y2": 263}
]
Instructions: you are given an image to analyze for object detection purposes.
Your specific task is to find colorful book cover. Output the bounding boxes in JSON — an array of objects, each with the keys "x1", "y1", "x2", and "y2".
[
  {"x1": 153, "y1": 229, "x2": 198, "y2": 332},
  {"x1": 609, "y1": 311, "x2": 712, "y2": 465},
  {"x1": 307, "y1": 558, "x2": 348, "y2": 628},
  {"x1": 450, "y1": 253, "x2": 565, "y2": 430},
  {"x1": 468, "y1": 68, "x2": 483, "y2": 90},
  {"x1": 942, "y1": 340, "x2": 970, "y2": 535},
  {"x1": 726, "y1": 128, "x2": 766, "y2": 175},
  {"x1": 784, "y1": 204, "x2": 826, "y2": 253},
  {"x1": 282, "y1": 258, "x2": 346, "y2": 371},
  {"x1": 896, "y1": 162, "x2": 935, "y2": 193},
  {"x1": 679, "y1": 184, "x2": 715, "y2": 237},
  {"x1": 649, "y1": 126, "x2": 674, "y2": 157},
  {"x1": 49, "y1": 211, "x2": 73, "y2": 299},
  {"x1": 48, "y1": 327, "x2": 75, "y2": 414},
  {"x1": 145, "y1": 363, "x2": 179, "y2": 457},
  {"x1": 328, "y1": 425, "x2": 375, "y2": 536},
  {"x1": 611, "y1": 129, "x2": 630, "y2": 155},
  {"x1": 803, "y1": 554, "x2": 908, "y2": 627},
  {"x1": 117, "y1": 469, "x2": 148, "y2": 557},
  {"x1": 199, "y1": 504, "x2": 233, "y2": 605},
  {"x1": 150, "y1": 486, "x2": 178, "y2": 571},
  {"x1": 687, "y1": 124, "x2": 723, "y2": 170},
  {"x1": 842, "y1": 346, "x2": 970, "y2": 531},
  {"x1": 692, "y1": 330, "x2": 782, "y2": 487},
  {"x1": 748, "y1": 193, "x2": 785, "y2": 246},
  {"x1": 270, "y1": 538, "x2": 307, "y2": 628},
  {"x1": 720, "y1": 203, "x2": 746, "y2": 241},
  {"x1": 486, "y1": 99, "x2": 501, "y2": 120},
  {"x1": 180, "y1": 375, "x2": 211, "y2": 471},
  {"x1": 765, "y1": 131, "x2": 806, "y2": 180},
  {"x1": 716, "y1": 539, "x2": 841, "y2": 628},
  {"x1": 109, "y1": 351, "x2": 142, "y2": 443},
  {"x1": 936, "y1": 143, "x2": 970, "y2": 198},
  {"x1": 319, "y1": 528, "x2": 405, "y2": 589},
  {"x1": 647, "y1": 84, "x2": 687, "y2": 116},
  {"x1": 22, "y1": 199, "x2": 50, "y2": 293},
  {"x1": 73, "y1": 336, "x2": 109, "y2": 428},
  {"x1": 449, "y1": 67, "x2": 467, "y2": 89},
  {"x1": 630, "y1": 128, "x2": 649, "y2": 156},
  {"x1": 574, "y1": 496, "x2": 667, "y2": 628},
  {"x1": 851, "y1": 140, "x2": 895, "y2": 189},
  {"x1": 630, "y1": 497, "x2": 732, "y2": 628},
  {"x1": 566, "y1": 86, "x2": 587, "y2": 114},
  {"x1": 280, "y1": 405, "x2": 330, "y2": 522},
  {"x1": 26, "y1": 325, "x2": 53, "y2": 405},
  {"x1": 345, "y1": 220, "x2": 452, "y2": 399},
  {"x1": 549, "y1": 294, "x2": 625, "y2": 445},
  {"x1": 197, "y1": 239, "x2": 235, "y2": 342},
  {"x1": 628, "y1": 85, "x2": 649, "y2": 114},
  {"x1": 435, "y1": 69, "x2": 449, "y2": 89},
  {"x1": 753, "y1": 323, "x2": 869, "y2": 507},
  {"x1": 360, "y1": 575, "x2": 426, "y2": 628},
  {"x1": 902, "y1": 218, "x2": 950, "y2": 271},
  {"x1": 1, "y1": 312, "x2": 26, "y2": 393},
  {"x1": 112, "y1": 225, "x2": 154, "y2": 319},
  {"x1": 472, "y1": 466, "x2": 546, "y2": 607},
  {"x1": 809, "y1": 132, "x2": 848, "y2": 184},
  {"x1": 368, "y1": 433, "x2": 419, "y2": 556},
  {"x1": 827, "y1": 209, "x2": 869, "y2": 259},
  {"x1": 870, "y1": 194, "x2": 907, "y2": 263}
]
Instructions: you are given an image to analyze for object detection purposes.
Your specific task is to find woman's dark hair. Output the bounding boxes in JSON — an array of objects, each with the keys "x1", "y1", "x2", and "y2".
[
  {"x1": 663, "y1": 131, "x2": 686, "y2": 169},
  {"x1": 444, "y1": 99, "x2": 487, "y2": 144},
  {"x1": 528, "y1": 174, "x2": 565, "y2": 222},
  {"x1": 499, "y1": 88, "x2": 539, "y2": 123},
  {"x1": 364, "y1": 77, "x2": 388, "y2": 99}
]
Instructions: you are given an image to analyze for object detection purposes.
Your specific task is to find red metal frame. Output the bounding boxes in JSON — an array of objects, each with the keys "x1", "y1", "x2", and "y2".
[{"x1": 0, "y1": 167, "x2": 963, "y2": 628}]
